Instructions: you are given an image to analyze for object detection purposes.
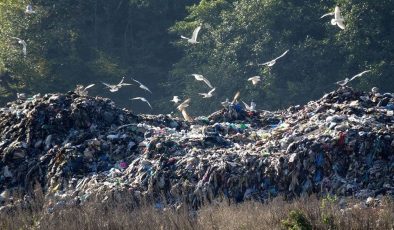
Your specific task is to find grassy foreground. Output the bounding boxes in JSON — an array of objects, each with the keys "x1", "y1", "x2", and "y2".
[{"x1": 1, "y1": 194, "x2": 393, "y2": 230}]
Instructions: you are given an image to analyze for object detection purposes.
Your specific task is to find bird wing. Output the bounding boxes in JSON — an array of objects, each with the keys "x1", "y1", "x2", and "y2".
[
  {"x1": 22, "y1": 44, "x2": 27, "y2": 56},
  {"x1": 85, "y1": 84, "x2": 95, "y2": 90},
  {"x1": 242, "y1": 100, "x2": 250, "y2": 110},
  {"x1": 350, "y1": 70, "x2": 371, "y2": 81},
  {"x1": 180, "y1": 35, "x2": 189, "y2": 40},
  {"x1": 11, "y1": 37, "x2": 21, "y2": 42},
  {"x1": 191, "y1": 25, "x2": 201, "y2": 41},
  {"x1": 232, "y1": 91, "x2": 240, "y2": 103},
  {"x1": 191, "y1": 74, "x2": 202, "y2": 80},
  {"x1": 320, "y1": 12, "x2": 334, "y2": 19},
  {"x1": 202, "y1": 76, "x2": 213, "y2": 88},
  {"x1": 102, "y1": 82, "x2": 112, "y2": 88},
  {"x1": 118, "y1": 77, "x2": 125, "y2": 85},
  {"x1": 274, "y1": 49, "x2": 289, "y2": 61},
  {"x1": 181, "y1": 109, "x2": 192, "y2": 122},
  {"x1": 140, "y1": 85, "x2": 152, "y2": 93},
  {"x1": 131, "y1": 97, "x2": 143, "y2": 101},
  {"x1": 336, "y1": 20, "x2": 346, "y2": 29},
  {"x1": 334, "y1": 6, "x2": 342, "y2": 20},
  {"x1": 257, "y1": 61, "x2": 271, "y2": 66},
  {"x1": 208, "y1": 88, "x2": 216, "y2": 94}
]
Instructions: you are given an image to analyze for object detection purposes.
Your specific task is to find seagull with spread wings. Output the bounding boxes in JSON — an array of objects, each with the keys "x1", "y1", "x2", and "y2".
[
  {"x1": 171, "y1": 96, "x2": 181, "y2": 104},
  {"x1": 130, "y1": 97, "x2": 152, "y2": 109},
  {"x1": 258, "y1": 50, "x2": 289, "y2": 67},
  {"x1": 335, "y1": 70, "x2": 371, "y2": 86},
  {"x1": 199, "y1": 88, "x2": 215, "y2": 98},
  {"x1": 248, "y1": 76, "x2": 261, "y2": 85},
  {"x1": 181, "y1": 25, "x2": 202, "y2": 44},
  {"x1": 131, "y1": 78, "x2": 152, "y2": 94},
  {"x1": 102, "y1": 77, "x2": 132, "y2": 92},
  {"x1": 191, "y1": 74, "x2": 213, "y2": 88},
  {"x1": 177, "y1": 98, "x2": 191, "y2": 111},
  {"x1": 330, "y1": 6, "x2": 346, "y2": 30}
]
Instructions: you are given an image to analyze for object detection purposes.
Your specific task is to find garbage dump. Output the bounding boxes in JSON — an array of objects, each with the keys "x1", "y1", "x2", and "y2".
[{"x1": 0, "y1": 87, "x2": 393, "y2": 211}]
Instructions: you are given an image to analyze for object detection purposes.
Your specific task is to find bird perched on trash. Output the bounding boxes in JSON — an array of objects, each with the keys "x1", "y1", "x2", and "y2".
[
  {"x1": 177, "y1": 98, "x2": 191, "y2": 111},
  {"x1": 258, "y1": 50, "x2": 289, "y2": 67},
  {"x1": 242, "y1": 100, "x2": 256, "y2": 111},
  {"x1": 171, "y1": 96, "x2": 181, "y2": 104},
  {"x1": 131, "y1": 78, "x2": 152, "y2": 94},
  {"x1": 221, "y1": 98, "x2": 231, "y2": 108},
  {"x1": 232, "y1": 91, "x2": 240, "y2": 104},
  {"x1": 191, "y1": 74, "x2": 213, "y2": 88},
  {"x1": 335, "y1": 70, "x2": 371, "y2": 87},
  {"x1": 74, "y1": 84, "x2": 95, "y2": 96},
  {"x1": 248, "y1": 76, "x2": 261, "y2": 85},
  {"x1": 181, "y1": 25, "x2": 201, "y2": 44},
  {"x1": 25, "y1": 4, "x2": 36, "y2": 14},
  {"x1": 102, "y1": 77, "x2": 132, "y2": 92},
  {"x1": 16, "y1": 93, "x2": 27, "y2": 100},
  {"x1": 130, "y1": 97, "x2": 152, "y2": 109},
  {"x1": 199, "y1": 88, "x2": 215, "y2": 98},
  {"x1": 326, "y1": 6, "x2": 345, "y2": 30},
  {"x1": 11, "y1": 37, "x2": 27, "y2": 57}
]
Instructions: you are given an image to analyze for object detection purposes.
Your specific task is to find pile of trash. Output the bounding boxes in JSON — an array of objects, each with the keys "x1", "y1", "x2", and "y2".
[{"x1": 0, "y1": 87, "x2": 393, "y2": 211}]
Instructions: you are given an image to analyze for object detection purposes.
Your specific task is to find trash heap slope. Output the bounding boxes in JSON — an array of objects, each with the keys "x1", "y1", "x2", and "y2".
[{"x1": 0, "y1": 87, "x2": 393, "y2": 209}]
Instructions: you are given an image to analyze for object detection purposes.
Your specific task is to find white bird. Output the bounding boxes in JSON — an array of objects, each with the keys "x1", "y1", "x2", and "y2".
[
  {"x1": 11, "y1": 37, "x2": 27, "y2": 57},
  {"x1": 248, "y1": 76, "x2": 261, "y2": 85},
  {"x1": 102, "y1": 77, "x2": 132, "y2": 92},
  {"x1": 170, "y1": 96, "x2": 181, "y2": 104},
  {"x1": 258, "y1": 50, "x2": 289, "y2": 67},
  {"x1": 131, "y1": 78, "x2": 152, "y2": 94},
  {"x1": 330, "y1": 6, "x2": 345, "y2": 30},
  {"x1": 130, "y1": 97, "x2": 152, "y2": 109},
  {"x1": 181, "y1": 25, "x2": 201, "y2": 44},
  {"x1": 242, "y1": 100, "x2": 256, "y2": 111},
  {"x1": 75, "y1": 84, "x2": 95, "y2": 96},
  {"x1": 199, "y1": 88, "x2": 215, "y2": 98},
  {"x1": 191, "y1": 74, "x2": 213, "y2": 88},
  {"x1": 336, "y1": 70, "x2": 371, "y2": 86},
  {"x1": 177, "y1": 98, "x2": 191, "y2": 111},
  {"x1": 221, "y1": 98, "x2": 231, "y2": 108},
  {"x1": 25, "y1": 4, "x2": 36, "y2": 14}
]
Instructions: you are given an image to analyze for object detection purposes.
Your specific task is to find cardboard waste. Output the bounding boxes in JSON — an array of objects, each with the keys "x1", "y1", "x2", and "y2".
[{"x1": 0, "y1": 87, "x2": 393, "y2": 211}]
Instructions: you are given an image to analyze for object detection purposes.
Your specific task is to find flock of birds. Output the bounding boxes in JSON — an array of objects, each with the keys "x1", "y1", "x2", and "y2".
[{"x1": 10, "y1": 4, "x2": 372, "y2": 120}]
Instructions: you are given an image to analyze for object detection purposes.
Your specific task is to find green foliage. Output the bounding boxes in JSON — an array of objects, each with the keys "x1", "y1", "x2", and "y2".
[{"x1": 281, "y1": 209, "x2": 312, "y2": 230}]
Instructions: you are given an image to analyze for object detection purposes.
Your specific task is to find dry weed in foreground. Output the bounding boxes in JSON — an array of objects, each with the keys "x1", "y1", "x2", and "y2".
[{"x1": 0, "y1": 195, "x2": 393, "y2": 230}]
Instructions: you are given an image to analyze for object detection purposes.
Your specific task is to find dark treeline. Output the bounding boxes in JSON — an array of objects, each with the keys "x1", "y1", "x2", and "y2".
[{"x1": 0, "y1": 0, "x2": 393, "y2": 114}]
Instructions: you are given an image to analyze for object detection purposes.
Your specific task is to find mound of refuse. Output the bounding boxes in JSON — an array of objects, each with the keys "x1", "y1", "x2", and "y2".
[{"x1": 0, "y1": 87, "x2": 393, "y2": 211}]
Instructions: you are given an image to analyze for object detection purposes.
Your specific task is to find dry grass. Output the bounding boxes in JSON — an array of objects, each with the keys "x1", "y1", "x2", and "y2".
[{"x1": 0, "y1": 194, "x2": 393, "y2": 230}]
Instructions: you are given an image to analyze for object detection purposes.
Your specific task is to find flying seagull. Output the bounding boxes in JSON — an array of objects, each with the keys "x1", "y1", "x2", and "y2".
[
  {"x1": 102, "y1": 77, "x2": 132, "y2": 92},
  {"x1": 170, "y1": 96, "x2": 181, "y2": 104},
  {"x1": 130, "y1": 97, "x2": 152, "y2": 109},
  {"x1": 181, "y1": 25, "x2": 201, "y2": 44},
  {"x1": 330, "y1": 6, "x2": 345, "y2": 30},
  {"x1": 11, "y1": 37, "x2": 27, "y2": 57},
  {"x1": 177, "y1": 98, "x2": 191, "y2": 111},
  {"x1": 25, "y1": 4, "x2": 36, "y2": 14},
  {"x1": 335, "y1": 70, "x2": 371, "y2": 86},
  {"x1": 191, "y1": 74, "x2": 213, "y2": 88},
  {"x1": 181, "y1": 109, "x2": 193, "y2": 122},
  {"x1": 258, "y1": 50, "x2": 289, "y2": 67},
  {"x1": 199, "y1": 88, "x2": 215, "y2": 98},
  {"x1": 75, "y1": 84, "x2": 95, "y2": 96},
  {"x1": 131, "y1": 78, "x2": 152, "y2": 94},
  {"x1": 248, "y1": 76, "x2": 261, "y2": 85},
  {"x1": 242, "y1": 100, "x2": 256, "y2": 111}
]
